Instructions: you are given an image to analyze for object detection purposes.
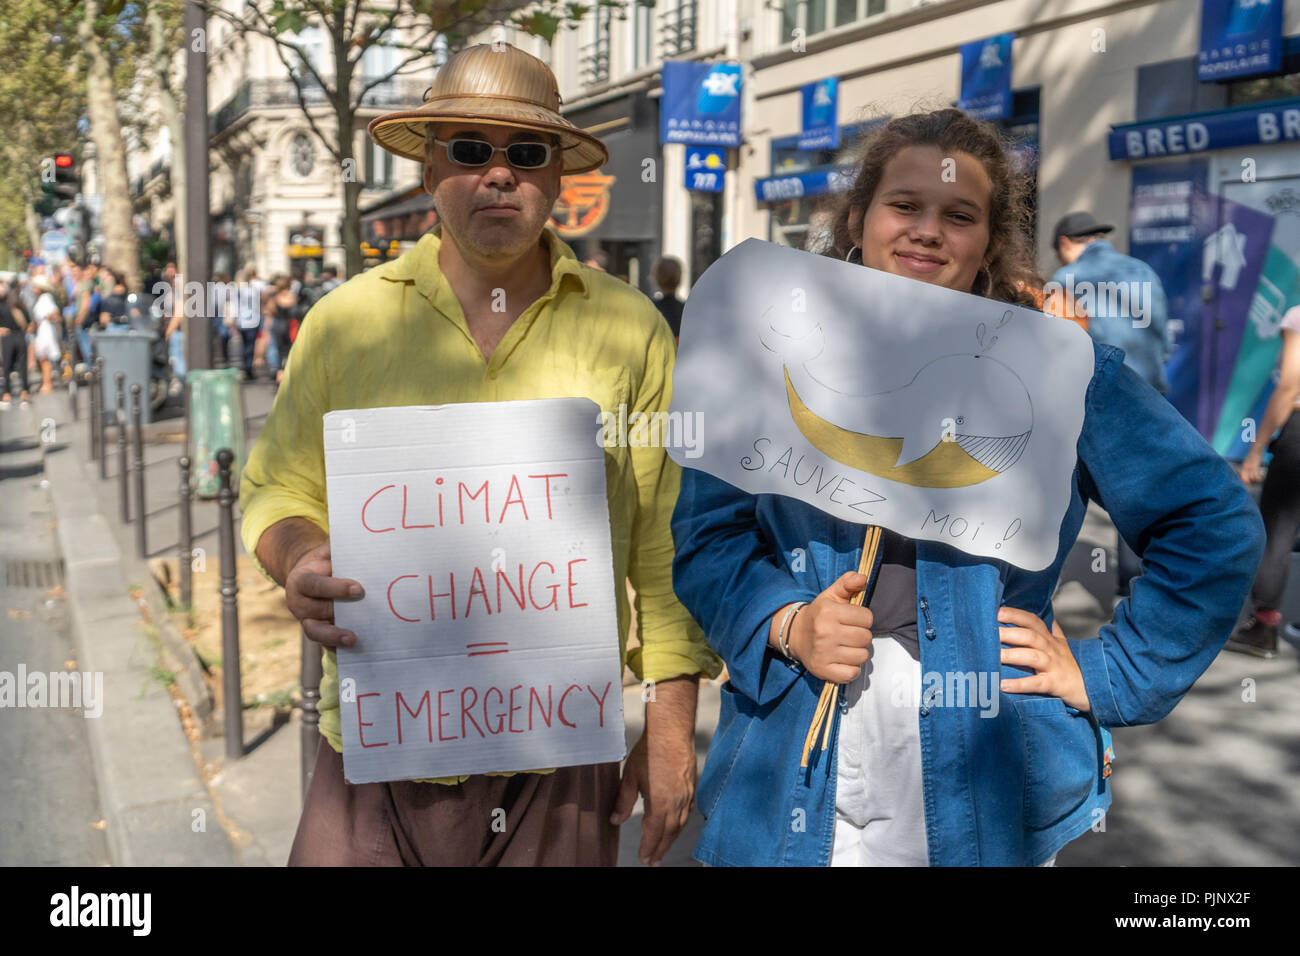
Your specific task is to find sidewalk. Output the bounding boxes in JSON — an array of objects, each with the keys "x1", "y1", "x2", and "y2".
[{"x1": 26, "y1": 372, "x2": 1300, "y2": 866}]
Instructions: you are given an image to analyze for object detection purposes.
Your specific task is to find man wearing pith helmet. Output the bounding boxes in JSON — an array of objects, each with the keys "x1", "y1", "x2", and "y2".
[{"x1": 239, "y1": 42, "x2": 721, "y2": 866}]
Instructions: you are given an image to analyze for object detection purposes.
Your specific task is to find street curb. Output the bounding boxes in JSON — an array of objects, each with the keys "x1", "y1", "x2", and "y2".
[{"x1": 36, "y1": 402, "x2": 236, "y2": 865}]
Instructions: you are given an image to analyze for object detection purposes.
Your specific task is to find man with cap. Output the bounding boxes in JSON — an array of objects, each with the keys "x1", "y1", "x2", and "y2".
[
  {"x1": 1050, "y1": 211, "x2": 1170, "y2": 601},
  {"x1": 240, "y1": 42, "x2": 721, "y2": 866}
]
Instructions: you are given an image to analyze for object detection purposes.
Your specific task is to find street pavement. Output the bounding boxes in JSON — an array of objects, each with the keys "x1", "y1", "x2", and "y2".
[{"x1": 5, "y1": 371, "x2": 1299, "y2": 867}]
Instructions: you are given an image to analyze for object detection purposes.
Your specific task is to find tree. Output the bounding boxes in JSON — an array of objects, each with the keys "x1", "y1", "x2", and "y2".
[
  {"x1": 0, "y1": 1, "x2": 86, "y2": 264},
  {"x1": 208, "y1": 0, "x2": 631, "y2": 278},
  {"x1": 77, "y1": 0, "x2": 144, "y2": 290}
]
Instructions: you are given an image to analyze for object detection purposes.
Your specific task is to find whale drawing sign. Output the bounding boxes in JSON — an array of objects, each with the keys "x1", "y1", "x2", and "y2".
[
  {"x1": 323, "y1": 398, "x2": 626, "y2": 784},
  {"x1": 668, "y1": 239, "x2": 1096, "y2": 571}
]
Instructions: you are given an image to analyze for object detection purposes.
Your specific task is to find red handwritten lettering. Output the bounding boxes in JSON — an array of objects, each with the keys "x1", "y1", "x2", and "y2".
[
  {"x1": 461, "y1": 686, "x2": 484, "y2": 739},
  {"x1": 484, "y1": 686, "x2": 506, "y2": 735},
  {"x1": 528, "y1": 561, "x2": 560, "y2": 611},
  {"x1": 361, "y1": 485, "x2": 396, "y2": 533},
  {"x1": 466, "y1": 566, "x2": 492, "y2": 618},
  {"x1": 401, "y1": 485, "x2": 437, "y2": 530},
  {"x1": 437, "y1": 689, "x2": 457, "y2": 741},
  {"x1": 527, "y1": 473, "x2": 567, "y2": 520},
  {"x1": 498, "y1": 474, "x2": 530, "y2": 523},
  {"x1": 429, "y1": 572, "x2": 455, "y2": 621},
  {"x1": 528, "y1": 685, "x2": 552, "y2": 730},
  {"x1": 567, "y1": 558, "x2": 588, "y2": 609},
  {"x1": 396, "y1": 690, "x2": 432, "y2": 745},
  {"x1": 356, "y1": 693, "x2": 388, "y2": 748},
  {"x1": 585, "y1": 682, "x2": 612, "y2": 729},
  {"x1": 387, "y1": 574, "x2": 419, "y2": 623},
  {"x1": 458, "y1": 480, "x2": 489, "y2": 524},
  {"x1": 496, "y1": 565, "x2": 525, "y2": 611},
  {"x1": 507, "y1": 684, "x2": 525, "y2": 734},
  {"x1": 558, "y1": 683, "x2": 582, "y2": 728}
]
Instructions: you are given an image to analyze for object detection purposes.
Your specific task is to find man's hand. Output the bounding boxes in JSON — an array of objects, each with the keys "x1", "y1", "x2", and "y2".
[
  {"x1": 610, "y1": 674, "x2": 699, "y2": 865},
  {"x1": 998, "y1": 607, "x2": 1091, "y2": 712},
  {"x1": 283, "y1": 540, "x2": 365, "y2": 648}
]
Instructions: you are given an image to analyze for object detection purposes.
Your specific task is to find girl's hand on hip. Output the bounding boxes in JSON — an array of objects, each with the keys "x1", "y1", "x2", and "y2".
[
  {"x1": 788, "y1": 571, "x2": 874, "y2": 685},
  {"x1": 998, "y1": 607, "x2": 1091, "y2": 712}
]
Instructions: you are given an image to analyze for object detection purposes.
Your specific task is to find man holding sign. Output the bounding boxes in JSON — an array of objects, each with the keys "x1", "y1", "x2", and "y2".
[{"x1": 240, "y1": 43, "x2": 720, "y2": 866}]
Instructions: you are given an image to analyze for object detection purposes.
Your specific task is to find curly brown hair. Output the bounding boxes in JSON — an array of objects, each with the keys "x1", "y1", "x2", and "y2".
[{"x1": 825, "y1": 108, "x2": 1042, "y2": 308}]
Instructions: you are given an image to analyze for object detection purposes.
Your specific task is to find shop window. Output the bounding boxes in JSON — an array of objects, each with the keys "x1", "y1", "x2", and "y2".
[
  {"x1": 784, "y1": 0, "x2": 888, "y2": 40},
  {"x1": 366, "y1": 139, "x2": 395, "y2": 189},
  {"x1": 1136, "y1": 41, "x2": 1300, "y2": 122}
]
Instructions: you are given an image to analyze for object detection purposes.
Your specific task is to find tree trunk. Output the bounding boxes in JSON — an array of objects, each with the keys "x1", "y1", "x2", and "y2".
[
  {"x1": 147, "y1": 1, "x2": 185, "y2": 269},
  {"x1": 331, "y1": 9, "x2": 361, "y2": 279},
  {"x1": 80, "y1": 0, "x2": 141, "y2": 291}
]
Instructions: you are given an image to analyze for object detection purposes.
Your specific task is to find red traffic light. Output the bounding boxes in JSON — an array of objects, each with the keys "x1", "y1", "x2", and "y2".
[{"x1": 54, "y1": 154, "x2": 73, "y2": 167}]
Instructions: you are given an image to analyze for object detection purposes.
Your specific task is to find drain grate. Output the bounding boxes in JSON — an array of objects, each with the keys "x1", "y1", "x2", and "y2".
[{"x1": 4, "y1": 558, "x2": 66, "y2": 590}]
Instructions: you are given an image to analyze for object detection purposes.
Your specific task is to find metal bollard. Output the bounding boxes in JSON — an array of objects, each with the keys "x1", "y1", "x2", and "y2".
[
  {"x1": 115, "y1": 372, "x2": 128, "y2": 523},
  {"x1": 69, "y1": 369, "x2": 79, "y2": 421},
  {"x1": 178, "y1": 455, "x2": 193, "y2": 609},
  {"x1": 300, "y1": 629, "x2": 323, "y2": 798},
  {"x1": 131, "y1": 384, "x2": 146, "y2": 559},
  {"x1": 217, "y1": 449, "x2": 243, "y2": 759},
  {"x1": 87, "y1": 365, "x2": 99, "y2": 463},
  {"x1": 96, "y1": 360, "x2": 108, "y2": 480}
]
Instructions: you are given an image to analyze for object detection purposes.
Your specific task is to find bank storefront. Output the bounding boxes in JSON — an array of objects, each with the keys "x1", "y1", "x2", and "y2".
[{"x1": 1110, "y1": 35, "x2": 1300, "y2": 456}]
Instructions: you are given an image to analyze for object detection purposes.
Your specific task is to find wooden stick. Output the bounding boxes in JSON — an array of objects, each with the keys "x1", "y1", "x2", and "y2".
[{"x1": 800, "y1": 525, "x2": 881, "y2": 768}]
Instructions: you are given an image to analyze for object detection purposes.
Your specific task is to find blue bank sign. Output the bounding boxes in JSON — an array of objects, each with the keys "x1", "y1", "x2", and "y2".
[
  {"x1": 799, "y1": 78, "x2": 840, "y2": 151},
  {"x1": 1198, "y1": 0, "x2": 1283, "y2": 82},
  {"x1": 754, "y1": 166, "x2": 855, "y2": 203},
  {"x1": 1109, "y1": 99, "x2": 1300, "y2": 159},
  {"x1": 957, "y1": 33, "x2": 1014, "y2": 121},
  {"x1": 661, "y1": 61, "x2": 742, "y2": 147}
]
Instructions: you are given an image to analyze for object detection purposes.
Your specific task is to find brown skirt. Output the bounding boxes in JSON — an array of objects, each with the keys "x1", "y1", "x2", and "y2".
[{"x1": 288, "y1": 739, "x2": 621, "y2": 866}]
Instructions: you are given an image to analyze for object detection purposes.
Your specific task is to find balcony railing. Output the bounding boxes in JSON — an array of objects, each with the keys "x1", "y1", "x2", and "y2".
[
  {"x1": 579, "y1": 39, "x2": 610, "y2": 86},
  {"x1": 209, "y1": 76, "x2": 428, "y2": 137},
  {"x1": 659, "y1": 0, "x2": 697, "y2": 57}
]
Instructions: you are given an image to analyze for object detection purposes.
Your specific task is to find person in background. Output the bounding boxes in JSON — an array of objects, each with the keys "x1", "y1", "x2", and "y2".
[
  {"x1": 210, "y1": 271, "x2": 234, "y2": 368},
  {"x1": 30, "y1": 275, "x2": 63, "y2": 393},
  {"x1": 98, "y1": 269, "x2": 131, "y2": 329},
  {"x1": 234, "y1": 266, "x2": 264, "y2": 381},
  {"x1": 1224, "y1": 301, "x2": 1300, "y2": 657},
  {"x1": 1050, "y1": 212, "x2": 1169, "y2": 602},
  {"x1": 584, "y1": 248, "x2": 609, "y2": 272},
  {"x1": 319, "y1": 265, "x2": 342, "y2": 293},
  {"x1": 268, "y1": 275, "x2": 298, "y2": 386},
  {"x1": 74, "y1": 263, "x2": 102, "y2": 366},
  {"x1": 650, "y1": 256, "x2": 684, "y2": 341},
  {"x1": 0, "y1": 281, "x2": 31, "y2": 408},
  {"x1": 163, "y1": 264, "x2": 186, "y2": 389}
]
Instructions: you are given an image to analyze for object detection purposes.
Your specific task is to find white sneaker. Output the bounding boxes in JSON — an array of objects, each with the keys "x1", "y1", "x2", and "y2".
[{"x1": 0, "y1": 400, "x2": 9, "y2": 410}]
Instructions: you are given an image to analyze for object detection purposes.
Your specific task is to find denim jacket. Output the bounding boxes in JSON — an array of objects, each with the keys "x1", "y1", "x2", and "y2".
[
  {"x1": 671, "y1": 341, "x2": 1264, "y2": 866},
  {"x1": 1050, "y1": 240, "x2": 1170, "y2": 394}
]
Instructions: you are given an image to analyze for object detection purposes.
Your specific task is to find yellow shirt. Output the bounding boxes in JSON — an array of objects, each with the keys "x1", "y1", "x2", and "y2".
[{"x1": 239, "y1": 228, "x2": 722, "y2": 785}]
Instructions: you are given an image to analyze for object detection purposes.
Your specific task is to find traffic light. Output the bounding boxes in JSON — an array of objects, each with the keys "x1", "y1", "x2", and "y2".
[{"x1": 52, "y1": 154, "x2": 77, "y2": 200}]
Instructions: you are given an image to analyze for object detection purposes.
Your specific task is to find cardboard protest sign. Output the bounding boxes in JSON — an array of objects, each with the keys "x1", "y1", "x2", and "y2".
[
  {"x1": 323, "y1": 398, "x2": 626, "y2": 784},
  {"x1": 667, "y1": 239, "x2": 1096, "y2": 571}
]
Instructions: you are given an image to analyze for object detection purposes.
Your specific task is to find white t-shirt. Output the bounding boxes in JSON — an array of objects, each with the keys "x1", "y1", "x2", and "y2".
[{"x1": 1280, "y1": 306, "x2": 1300, "y2": 409}]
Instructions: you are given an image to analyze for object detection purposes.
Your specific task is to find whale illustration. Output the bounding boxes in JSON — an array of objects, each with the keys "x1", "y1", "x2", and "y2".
[{"x1": 763, "y1": 324, "x2": 1033, "y2": 488}]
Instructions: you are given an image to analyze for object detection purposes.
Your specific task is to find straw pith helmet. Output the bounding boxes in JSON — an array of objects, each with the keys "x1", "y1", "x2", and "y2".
[{"x1": 367, "y1": 43, "x2": 608, "y2": 174}]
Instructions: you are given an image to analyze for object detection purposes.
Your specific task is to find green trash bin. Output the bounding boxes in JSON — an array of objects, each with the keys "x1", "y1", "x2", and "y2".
[
  {"x1": 90, "y1": 329, "x2": 155, "y2": 425},
  {"x1": 188, "y1": 368, "x2": 246, "y2": 500}
]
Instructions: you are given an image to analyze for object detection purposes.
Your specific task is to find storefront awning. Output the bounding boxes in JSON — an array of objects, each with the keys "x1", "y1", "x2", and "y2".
[{"x1": 753, "y1": 166, "x2": 855, "y2": 204}]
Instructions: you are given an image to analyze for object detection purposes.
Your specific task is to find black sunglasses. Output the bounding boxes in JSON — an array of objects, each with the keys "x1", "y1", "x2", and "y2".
[{"x1": 433, "y1": 136, "x2": 554, "y2": 169}]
